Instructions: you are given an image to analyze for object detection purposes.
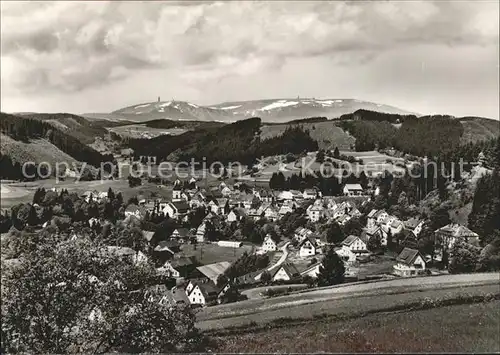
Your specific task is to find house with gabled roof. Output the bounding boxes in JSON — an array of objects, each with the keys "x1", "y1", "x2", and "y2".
[
  {"x1": 253, "y1": 189, "x2": 274, "y2": 202},
  {"x1": 299, "y1": 237, "x2": 318, "y2": 257},
  {"x1": 263, "y1": 205, "x2": 279, "y2": 221},
  {"x1": 162, "y1": 201, "x2": 189, "y2": 220},
  {"x1": 172, "y1": 184, "x2": 183, "y2": 201},
  {"x1": 343, "y1": 183, "x2": 364, "y2": 196},
  {"x1": 153, "y1": 240, "x2": 180, "y2": 262},
  {"x1": 300, "y1": 260, "x2": 323, "y2": 279},
  {"x1": 124, "y1": 204, "x2": 146, "y2": 220},
  {"x1": 262, "y1": 234, "x2": 278, "y2": 252},
  {"x1": 170, "y1": 228, "x2": 191, "y2": 243},
  {"x1": 196, "y1": 261, "x2": 231, "y2": 283},
  {"x1": 196, "y1": 222, "x2": 207, "y2": 243},
  {"x1": 435, "y1": 223, "x2": 480, "y2": 249},
  {"x1": 294, "y1": 227, "x2": 313, "y2": 242},
  {"x1": 157, "y1": 256, "x2": 196, "y2": 279},
  {"x1": 341, "y1": 235, "x2": 367, "y2": 252},
  {"x1": 271, "y1": 263, "x2": 300, "y2": 282},
  {"x1": 404, "y1": 217, "x2": 424, "y2": 237},
  {"x1": 303, "y1": 188, "x2": 318, "y2": 200},
  {"x1": 307, "y1": 203, "x2": 325, "y2": 222},
  {"x1": 226, "y1": 208, "x2": 246, "y2": 223},
  {"x1": 185, "y1": 279, "x2": 230, "y2": 306},
  {"x1": 393, "y1": 247, "x2": 426, "y2": 277}
]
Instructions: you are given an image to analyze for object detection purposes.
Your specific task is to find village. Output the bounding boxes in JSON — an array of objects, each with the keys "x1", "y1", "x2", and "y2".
[{"x1": 30, "y1": 170, "x2": 478, "y2": 309}]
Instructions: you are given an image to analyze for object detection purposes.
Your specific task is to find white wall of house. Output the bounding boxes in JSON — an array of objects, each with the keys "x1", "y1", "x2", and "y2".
[
  {"x1": 393, "y1": 255, "x2": 426, "y2": 277},
  {"x1": 300, "y1": 241, "x2": 316, "y2": 257},
  {"x1": 187, "y1": 285, "x2": 206, "y2": 305},
  {"x1": 273, "y1": 267, "x2": 291, "y2": 281},
  {"x1": 262, "y1": 238, "x2": 277, "y2": 252}
]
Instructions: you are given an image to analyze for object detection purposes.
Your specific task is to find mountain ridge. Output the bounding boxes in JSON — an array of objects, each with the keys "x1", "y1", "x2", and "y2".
[{"x1": 108, "y1": 98, "x2": 418, "y2": 123}]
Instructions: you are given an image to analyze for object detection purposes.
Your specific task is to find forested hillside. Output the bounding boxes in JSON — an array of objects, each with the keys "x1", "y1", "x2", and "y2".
[
  {"x1": 0, "y1": 112, "x2": 114, "y2": 167},
  {"x1": 339, "y1": 109, "x2": 418, "y2": 123},
  {"x1": 340, "y1": 115, "x2": 466, "y2": 157},
  {"x1": 339, "y1": 120, "x2": 397, "y2": 151},
  {"x1": 129, "y1": 117, "x2": 318, "y2": 165}
]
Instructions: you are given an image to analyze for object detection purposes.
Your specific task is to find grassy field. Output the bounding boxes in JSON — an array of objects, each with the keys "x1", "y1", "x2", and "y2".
[
  {"x1": 0, "y1": 134, "x2": 78, "y2": 167},
  {"x1": 181, "y1": 243, "x2": 255, "y2": 265},
  {"x1": 196, "y1": 273, "x2": 500, "y2": 329},
  {"x1": 213, "y1": 300, "x2": 500, "y2": 352},
  {"x1": 0, "y1": 178, "x2": 173, "y2": 209}
]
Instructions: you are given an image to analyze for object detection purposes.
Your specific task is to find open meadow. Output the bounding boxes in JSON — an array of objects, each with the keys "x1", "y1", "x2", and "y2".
[
  {"x1": 108, "y1": 124, "x2": 188, "y2": 139},
  {"x1": 181, "y1": 243, "x2": 255, "y2": 265},
  {"x1": 213, "y1": 300, "x2": 500, "y2": 353}
]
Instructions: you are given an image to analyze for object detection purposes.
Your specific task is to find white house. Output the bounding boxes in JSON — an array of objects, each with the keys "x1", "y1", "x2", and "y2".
[
  {"x1": 217, "y1": 240, "x2": 243, "y2": 248},
  {"x1": 207, "y1": 200, "x2": 221, "y2": 215},
  {"x1": 303, "y1": 189, "x2": 317, "y2": 200},
  {"x1": 196, "y1": 222, "x2": 206, "y2": 243},
  {"x1": 307, "y1": 204, "x2": 325, "y2": 222},
  {"x1": 367, "y1": 209, "x2": 389, "y2": 228},
  {"x1": 162, "y1": 202, "x2": 189, "y2": 219},
  {"x1": 343, "y1": 184, "x2": 364, "y2": 196},
  {"x1": 157, "y1": 256, "x2": 195, "y2": 278},
  {"x1": 226, "y1": 208, "x2": 246, "y2": 223},
  {"x1": 263, "y1": 205, "x2": 279, "y2": 221},
  {"x1": 262, "y1": 235, "x2": 278, "y2": 252},
  {"x1": 435, "y1": 223, "x2": 480, "y2": 250},
  {"x1": 393, "y1": 247, "x2": 426, "y2": 277},
  {"x1": 172, "y1": 185, "x2": 183, "y2": 202},
  {"x1": 299, "y1": 237, "x2": 317, "y2": 257},
  {"x1": 389, "y1": 219, "x2": 404, "y2": 236},
  {"x1": 271, "y1": 263, "x2": 300, "y2": 282},
  {"x1": 300, "y1": 261, "x2": 322, "y2": 278},
  {"x1": 335, "y1": 247, "x2": 357, "y2": 263},
  {"x1": 185, "y1": 281, "x2": 227, "y2": 306},
  {"x1": 341, "y1": 235, "x2": 367, "y2": 253},
  {"x1": 221, "y1": 186, "x2": 232, "y2": 197}
]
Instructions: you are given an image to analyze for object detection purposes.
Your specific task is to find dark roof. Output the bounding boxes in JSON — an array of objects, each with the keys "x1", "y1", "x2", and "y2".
[
  {"x1": 196, "y1": 281, "x2": 220, "y2": 299},
  {"x1": 169, "y1": 256, "x2": 195, "y2": 268},
  {"x1": 154, "y1": 240, "x2": 180, "y2": 253},
  {"x1": 207, "y1": 190, "x2": 223, "y2": 199},
  {"x1": 299, "y1": 237, "x2": 317, "y2": 248},
  {"x1": 341, "y1": 235, "x2": 360, "y2": 246},
  {"x1": 231, "y1": 207, "x2": 247, "y2": 217},
  {"x1": 404, "y1": 217, "x2": 421, "y2": 229},
  {"x1": 396, "y1": 247, "x2": 421, "y2": 265},
  {"x1": 172, "y1": 228, "x2": 190, "y2": 237},
  {"x1": 171, "y1": 201, "x2": 189, "y2": 212},
  {"x1": 235, "y1": 270, "x2": 261, "y2": 285},
  {"x1": 272, "y1": 262, "x2": 300, "y2": 279}
]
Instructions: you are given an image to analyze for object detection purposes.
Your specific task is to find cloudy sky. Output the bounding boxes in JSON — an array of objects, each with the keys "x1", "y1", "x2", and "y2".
[{"x1": 1, "y1": 1, "x2": 499, "y2": 118}]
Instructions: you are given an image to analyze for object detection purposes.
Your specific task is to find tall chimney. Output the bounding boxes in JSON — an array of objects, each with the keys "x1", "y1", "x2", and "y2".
[{"x1": 158, "y1": 96, "x2": 160, "y2": 102}]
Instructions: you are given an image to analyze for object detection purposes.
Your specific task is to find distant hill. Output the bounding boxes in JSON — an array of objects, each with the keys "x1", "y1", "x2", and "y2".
[
  {"x1": 0, "y1": 112, "x2": 113, "y2": 168},
  {"x1": 128, "y1": 117, "x2": 318, "y2": 164},
  {"x1": 17, "y1": 113, "x2": 112, "y2": 144},
  {"x1": 340, "y1": 109, "x2": 499, "y2": 145},
  {"x1": 106, "y1": 98, "x2": 415, "y2": 123},
  {"x1": 261, "y1": 120, "x2": 355, "y2": 151},
  {"x1": 458, "y1": 117, "x2": 500, "y2": 144}
]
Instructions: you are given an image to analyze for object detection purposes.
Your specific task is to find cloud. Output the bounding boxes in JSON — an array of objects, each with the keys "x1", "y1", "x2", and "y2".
[{"x1": 1, "y1": 1, "x2": 498, "y2": 94}]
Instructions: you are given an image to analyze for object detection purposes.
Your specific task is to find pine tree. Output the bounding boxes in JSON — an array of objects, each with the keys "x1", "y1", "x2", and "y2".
[
  {"x1": 316, "y1": 247, "x2": 345, "y2": 287},
  {"x1": 333, "y1": 147, "x2": 340, "y2": 159}
]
